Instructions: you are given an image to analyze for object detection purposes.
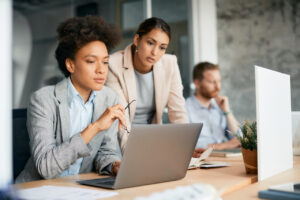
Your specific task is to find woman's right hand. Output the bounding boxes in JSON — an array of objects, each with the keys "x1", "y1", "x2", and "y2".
[
  {"x1": 81, "y1": 104, "x2": 126, "y2": 144},
  {"x1": 95, "y1": 104, "x2": 127, "y2": 131}
]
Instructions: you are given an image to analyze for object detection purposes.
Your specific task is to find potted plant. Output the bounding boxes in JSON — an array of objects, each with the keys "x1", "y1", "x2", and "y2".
[{"x1": 237, "y1": 120, "x2": 257, "y2": 174}]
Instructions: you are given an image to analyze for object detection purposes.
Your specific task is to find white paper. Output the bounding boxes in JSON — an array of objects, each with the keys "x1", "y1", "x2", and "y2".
[
  {"x1": 189, "y1": 147, "x2": 214, "y2": 168},
  {"x1": 134, "y1": 183, "x2": 221, "y2": 200},
  {"x1": 17, "y1": 185, "x2": 118, "y2": 200}
]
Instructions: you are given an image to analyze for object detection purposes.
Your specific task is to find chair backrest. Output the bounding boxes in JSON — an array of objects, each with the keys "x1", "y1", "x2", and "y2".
[{"x1": 13, "y1": 108, "x2": 30, "y2": 180}]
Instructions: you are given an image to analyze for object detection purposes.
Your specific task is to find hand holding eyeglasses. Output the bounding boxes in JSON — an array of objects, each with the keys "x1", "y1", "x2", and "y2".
[{"x1": 95, "y1": 104, "x2": 127, "y2": 131}]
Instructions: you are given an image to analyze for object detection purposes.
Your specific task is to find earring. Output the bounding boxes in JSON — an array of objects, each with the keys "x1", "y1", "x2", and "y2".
[{"x1": 135, "y1": 47, "x2": 138, "y2": 53}]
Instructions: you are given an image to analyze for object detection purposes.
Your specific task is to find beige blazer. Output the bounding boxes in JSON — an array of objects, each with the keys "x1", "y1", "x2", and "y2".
[{"x1": 106, "y1": 44, "x2": 189, "y2": 152}]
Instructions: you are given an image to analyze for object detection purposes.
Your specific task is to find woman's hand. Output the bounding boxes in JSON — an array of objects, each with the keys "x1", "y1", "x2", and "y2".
[
  {"x1": 95, "y1": 104, "x2": 126, "y2": 131},
  {"x1": 81, "y1": 104, "x2": 126, "y2": 144},
  {"x1": 112, "y1": 161, "x2": 121, "y2": 176}
]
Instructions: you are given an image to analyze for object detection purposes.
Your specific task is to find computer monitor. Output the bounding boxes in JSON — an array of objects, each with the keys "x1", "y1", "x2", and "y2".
[{"x1": 255, "y1": 66, "x2": 293, "y2": 181}]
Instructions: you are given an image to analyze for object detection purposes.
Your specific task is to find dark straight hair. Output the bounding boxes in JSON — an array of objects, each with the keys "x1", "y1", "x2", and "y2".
[{"x1": 136, "y1": 17, "x2": 171, "y2": 40}]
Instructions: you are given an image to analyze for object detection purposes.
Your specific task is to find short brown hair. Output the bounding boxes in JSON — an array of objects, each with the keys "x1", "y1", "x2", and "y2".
[
  {"x1": 55, "y1": 16, "x2": 121, "y2": 77},
  {"x1": 193, "y1": 62, "x2": 219, "y2": 81}
]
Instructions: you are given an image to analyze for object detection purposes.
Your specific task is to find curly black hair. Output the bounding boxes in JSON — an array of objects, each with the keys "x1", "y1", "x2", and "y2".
[{"x1": 55, "y1": 16, "x2": 121, "y2": 77}]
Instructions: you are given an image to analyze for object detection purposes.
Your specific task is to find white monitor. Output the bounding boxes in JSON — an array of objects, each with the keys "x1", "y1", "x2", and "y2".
[{"x1": 255, "y1": 66, "x2": 293, "y2": 181}]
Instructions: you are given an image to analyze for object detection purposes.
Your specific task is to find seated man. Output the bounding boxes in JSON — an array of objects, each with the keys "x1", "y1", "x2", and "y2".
[{"x1": 186, "y1": 62, "x2": 241, "y2": 154}]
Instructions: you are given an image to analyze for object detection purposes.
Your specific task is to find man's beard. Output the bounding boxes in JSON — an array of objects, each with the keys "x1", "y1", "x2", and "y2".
[{"x1": 199, "y1": 87, "x2": 219, "y2": 100}]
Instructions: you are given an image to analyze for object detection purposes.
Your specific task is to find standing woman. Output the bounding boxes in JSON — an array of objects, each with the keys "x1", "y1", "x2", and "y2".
[
  {"x1": 16, "y1": 16, "x2": 126, "y2": 183},
  {"x1": 106, "y1": 17, "x2": 189, "y2": 153}
]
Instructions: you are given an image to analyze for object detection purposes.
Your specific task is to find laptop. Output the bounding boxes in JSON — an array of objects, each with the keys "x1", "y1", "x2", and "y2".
[{"x1": 77, "y1": 123, "x2": 202, "y2": 189}]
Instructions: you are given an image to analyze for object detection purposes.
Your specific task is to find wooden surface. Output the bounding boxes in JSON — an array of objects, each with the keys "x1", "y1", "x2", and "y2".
[
  {"x1": 15, "y1": 156, "x2": 300, "y2": 199},
  {"x1": 223, "y1": 156, "x2": 300, "y2": 200},
  {"x1": 15, "y1": 156, "x2": 258, "y2": 199}
]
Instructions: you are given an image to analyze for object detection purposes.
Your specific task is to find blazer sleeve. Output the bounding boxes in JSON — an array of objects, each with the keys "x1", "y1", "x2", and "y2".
[
  {"x1": 167, "y1": 56, "x2": 189, "y2": 123},
  {"x1": 94, "y1": 95, "x2": 122, "y2": 174},
  {"x1": 28, "y1": 91, "x2": 91, "y2": 179}
]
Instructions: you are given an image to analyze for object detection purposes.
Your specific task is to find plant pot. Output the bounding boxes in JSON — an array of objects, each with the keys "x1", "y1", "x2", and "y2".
[{"x1": 241, "y1": 148, "x2": 257, "y2": 174}]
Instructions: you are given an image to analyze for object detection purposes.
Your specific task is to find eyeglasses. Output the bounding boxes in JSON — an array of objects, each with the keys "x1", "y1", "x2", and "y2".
[
  {"x1": 123, "y1": 99, "x2": 136, "y2": 134},
  {"x1": 125, "y1": 99, "x2": 136, "y2": 110}
]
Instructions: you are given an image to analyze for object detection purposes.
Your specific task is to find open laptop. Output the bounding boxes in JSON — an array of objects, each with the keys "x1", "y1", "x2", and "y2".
[{"x1": 77, "y1": 123, "x2": 202, "y2": 189}]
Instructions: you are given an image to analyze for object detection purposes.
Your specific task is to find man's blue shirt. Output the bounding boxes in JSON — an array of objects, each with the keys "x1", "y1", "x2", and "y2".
[{"x1": 185, "y1": 95, "x2": 233, "y2": 149}]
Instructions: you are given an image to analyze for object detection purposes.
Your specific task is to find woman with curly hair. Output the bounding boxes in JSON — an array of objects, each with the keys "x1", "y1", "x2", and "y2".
[
  {"x1": 16, "y1": 16, "x2": 126, "y2": 183},
  {"x1": 106, "y1": 17, "x2": 189, "y2": 153}
]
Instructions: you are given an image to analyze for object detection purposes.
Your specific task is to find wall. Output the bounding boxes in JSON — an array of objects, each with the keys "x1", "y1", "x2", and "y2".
[{"x1": 217, "y1": 0, "x2": 300, "y2": 121}]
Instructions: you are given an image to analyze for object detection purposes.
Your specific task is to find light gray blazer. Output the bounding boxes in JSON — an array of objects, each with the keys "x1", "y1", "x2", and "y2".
[{"x1": 16, "y1": 79, "x2": 121, "y2": 183}]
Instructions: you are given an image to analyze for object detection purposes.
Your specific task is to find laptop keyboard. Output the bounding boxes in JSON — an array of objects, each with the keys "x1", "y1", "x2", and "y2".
[{"x1": 95, "y1": 177, "x2": 115, "y2": 185}]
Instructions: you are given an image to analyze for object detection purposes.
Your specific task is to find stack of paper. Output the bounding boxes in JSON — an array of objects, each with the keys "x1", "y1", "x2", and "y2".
[{"x1": 17, "y1": 185, "x2": 118, "y2": 200}]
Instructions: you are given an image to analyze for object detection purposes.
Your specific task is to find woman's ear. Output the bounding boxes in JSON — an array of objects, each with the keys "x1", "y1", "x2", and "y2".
[
  {"x1": 65, "y1": 58, "x2": 75, "y2": 73},
  {"x1": 133, "y1": 34, "x2": 139, "y2": 47}
]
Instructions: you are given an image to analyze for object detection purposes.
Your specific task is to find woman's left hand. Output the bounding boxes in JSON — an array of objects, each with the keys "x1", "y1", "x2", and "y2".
[{"x1": 112, "y1": 161, "x2": 121, "y2": 176}]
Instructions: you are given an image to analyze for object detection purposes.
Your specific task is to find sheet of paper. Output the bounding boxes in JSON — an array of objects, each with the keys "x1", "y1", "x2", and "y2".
[
  {"x1": 189, "y1": 147, "x2": 214, "y2": 169},
  {"x1": 17, "y1": 185, "x2": 118, "y2": 200},
  {"x1": 134, "y1": 183, "x2": 221, "y2": 200}
]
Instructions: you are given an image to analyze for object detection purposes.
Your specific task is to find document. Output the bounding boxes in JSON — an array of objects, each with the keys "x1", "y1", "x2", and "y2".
[
  {"x1": 189, "y1": 147, "x2": 230, "y2": 169},
  {"x1": 17, "y1": 185, "x2": 118, "y2": 200},
  {"x1": 134, "y1": 183, "x2": 221, "y2": 200}
]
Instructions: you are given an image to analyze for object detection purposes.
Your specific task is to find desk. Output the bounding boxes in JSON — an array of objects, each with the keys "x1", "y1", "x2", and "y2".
[
  {"x1": 224, "y1": 156, "x2": 300, "y2": 200},
  {"x1": 16, "y1": 156, "x2": 257, "y2": 199},
  {"x1": 16, "y1": 156, "x2": 300, "y2": 199}
]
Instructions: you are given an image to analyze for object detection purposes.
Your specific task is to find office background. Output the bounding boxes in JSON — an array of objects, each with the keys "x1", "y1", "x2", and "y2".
[{"x1": 12, "y1": 0, "x2": 300, "y2": 122}]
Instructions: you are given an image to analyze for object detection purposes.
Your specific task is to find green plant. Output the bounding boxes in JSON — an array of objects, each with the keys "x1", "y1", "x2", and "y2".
[{"x1": 237, "y1": 120, "x2": 257, "y2": 151}]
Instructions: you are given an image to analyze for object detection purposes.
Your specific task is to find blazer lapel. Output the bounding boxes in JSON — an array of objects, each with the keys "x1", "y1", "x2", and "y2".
[
  {"x1": 123, "y1": 45, "x2": 137, "y2": 122},
  {"x1": 153, "y1": 60, "x2": 164, "y2": 124},
  {"x1": 54, "y1": 79, "x2": 70, "y2": 142}
]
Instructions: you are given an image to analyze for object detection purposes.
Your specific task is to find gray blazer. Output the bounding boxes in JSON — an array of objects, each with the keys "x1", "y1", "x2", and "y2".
[{"x1": 16, "y1": 79, "x2": 121, "y2": 183}]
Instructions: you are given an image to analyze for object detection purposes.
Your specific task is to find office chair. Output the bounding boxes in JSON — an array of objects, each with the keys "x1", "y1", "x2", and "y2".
[{"x1": 13, "y1": 108, "x2": 30, "y2": 180}]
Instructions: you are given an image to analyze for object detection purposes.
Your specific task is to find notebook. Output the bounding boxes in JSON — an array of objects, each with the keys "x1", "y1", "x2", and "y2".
[
  {"x1": 78, "y1": 123, "x2": 203, "y2": 189},
  {"x1": 210, "y1": 148, "x2": 242, "y2": 158},
  {"x1": 188, "y1": 147, "x2": 230, "y2": 169},
  {"x1": 258, "y1": 182, "x2": 300, "y2": 200}
]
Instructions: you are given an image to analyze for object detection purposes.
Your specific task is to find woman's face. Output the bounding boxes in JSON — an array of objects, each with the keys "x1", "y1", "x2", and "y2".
[
  {"x1": 66, "y1": 40, "x2": 109, "y2": 98},
  {"x1": 133, "y1": 28, "x2": 169, "y2": 73}
]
